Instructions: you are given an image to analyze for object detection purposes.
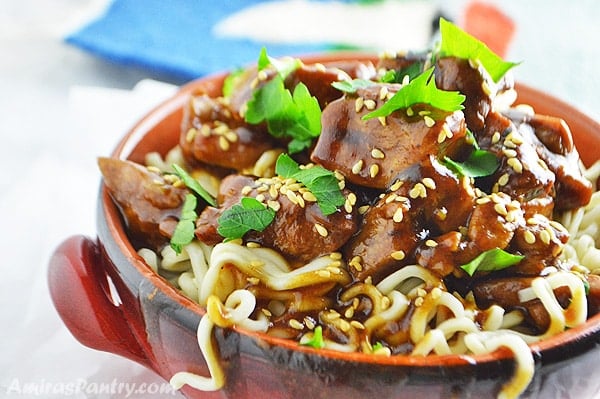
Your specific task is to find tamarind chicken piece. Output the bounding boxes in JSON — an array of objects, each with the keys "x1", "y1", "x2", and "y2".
[
  {"x1": 312, "y1": 83, "x2": 468, "y2": 190},
  {"x1": 180, "y1": 93, "x2": 276, "y2": 172},
  {"x1": 195, "y1": 174, "x2": 359, "y2": 263},
  {"x1": 345, "y1": 155, "x2": 476, "y2": 282},
  {"x1": 98, "y1": 157, "x2": 188, "y2": 250}
]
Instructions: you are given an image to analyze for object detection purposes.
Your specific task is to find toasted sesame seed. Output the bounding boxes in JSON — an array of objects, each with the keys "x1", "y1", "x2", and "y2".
[
  {"x1": 344, "y1": 201, "x2": 353, "y2": 213},
  {"x1": 391, "y1": 250, "x2": 405, "y2": 260},
  {"x1": 288, "y1": 319, "x2": 304, "y2": 330},
  {"x1": 481, "y1": 81, "x2": 492, "y2": 96},
  {"x1": 385, "y1": 193, "x2": 398, "y2": 204},
  {"x1": 185, "y1": 127, "x2": 198, "y2": 143},
  {"x1": 317, "y1": 270, "x2": 331, "y2": 278},
  {"x1": 350, "y1": 320, "x2": 365, "y2": 330},
  {"x1": 315, "y1": 223, "x2": 329, "y2": 237},
  {"x1": 355, "y1": 97, "x2": 365, "y2": 113},
  {"x1": 358, "y1": 205, "x2": 370, "y2": 214},
  {"x1": 503, "y1": 149, "x2": 518, "y2": 158},
  {"x1": 329, "y1": 252, "x2": 342, "y2": 260},
  {"x1": 392, "y1": 207, "x2": 404, "y2": 223},
  {"x1": 422, "y1": 177, "x2": 436, "y2": 190},
  {"x1": 425, "y1": 239, "x2": 437, "y2": 247},
  {"x1": 409, "y1": 183, "x2": 427, "y2": 199},
  {"x1": 371, "y1": 148, "x2": 385, "y2": 159},
  {"x1": 401, "y1": 75, "x2": 410, "y2": 85},
  {"x1": 494, "y1": 203, "x2": 509, "y2": 216},
  {"x1": 406, "y1": 107, "x2": 414, "y2": 116},
  {"x1": 364, "y1": 99, "x2": 376, "y2": 110},
  {"x1": 491, "y1": 131, "x2": 501, "y2": 144},
  {"x1": 255, "y1": 194, "x2": 265, "y2": 203},
  {"x1": 200, "y1": 124, "x2": 211, "y2": 137},
  {"x1": 369, "y1": 164, "x2": 380, "y2": 178},
  {"x1": 304, "y1": 317, "x2": 316, "y2": 330},
  {"x1": 314, "y1": 63, "x2": 327, "y2": 72},
  {"x1": 378, "y1": 116, "x2": 387, "y2": 126},
  {"x1": 261, "y1": 308, "x2": 272, "y2": 317},
  {"x1": 351, "y1": 159, "x2": 364, "y2": 174},
  {"x1": 344, "y1": 307, "x2": 355, "y2": 319},
  {"x1": 418, "y1": 110, "x2": 431, "y2": 116},
  {"x1": 507, "y1": 157, "x2": 523, "y2": 174},
  {"x1": 218, "y1": 136, "x2": 230, "y2": 151},
  {"x1": 414, "y1": 297, "x2": 424, "y2": 307},
  {"x1": 424, "y1": 115, "x2": 435, "y2": 128},
  {"x1": 267, "y1": 200, "x2": 281, "y2": 211},
  {"x1": 540, "y1": 229, "x2": 551, "y2": 245},
  {"x1": 498, "y1": 173, "x2": 510, "y2": 186},
  {"x1": 286, "y1": 190, "x2": 299, "y2": 205},
  {"x1": 241, "y1": 185, "x2": 253, "y2": 195},
  {"x1": 524, "y1": 230, "x2": 536, "y2": 244},
  {"x1": 476, "y1": 197, "x2": 491, "y2": 205},
  {"x1": 347, "y1": 192, "x2": 357, "y2": 206},
  {"x1": 246, "y1": 242, "x2": 261, "y2": 248},
  {"x1": 503, "y1": 139, "x2": 517, "y2": 149},
  {"x1": 225, "y1": 131, "x2": 238, "y2": 143},
  {"x1": 379, "y1": 86, "x2": 389, "y2": 100}
]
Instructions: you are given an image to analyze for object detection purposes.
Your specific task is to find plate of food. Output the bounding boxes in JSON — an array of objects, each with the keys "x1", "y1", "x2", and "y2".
[{"x1": 49, "y1": 19, "x2": 600, "y2": 399}]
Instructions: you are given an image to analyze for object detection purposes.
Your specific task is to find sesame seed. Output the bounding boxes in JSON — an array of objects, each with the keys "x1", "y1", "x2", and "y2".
[
  {"x1": 225, "y1": 131, "x2": 238, "y2": 143},
  {"x1": 507, "y1": 157, "x2": 523, "y2": 174},
  {"x1": 406, "y1": 107, "x2": 414, "y2": 116},
  {"x1": 246, "y1": 242, "x2": 261, "y2": 248},
  {"x1": 401, "y1": 75, "x2": 410, "y2": 86},
  {"x1": 261, "y1": 308, "x2": 272, "y2": 317},
  {"x1": 422, "y1": 177, "x2": 436, "y2": 190},
  {"x1": 350, "y1": 320, "x2": 365, "y2": 330},
  {"x1": 393, "y1": 207, "x2": 404, "y2": 223},
  {"x1": 200, "y1": 124, "x2": 211, "y2": 137},
  {"x1": 329, "y1": 252, "x2": 342, "y2": 260},
  {"x1": 315, "y1": 223, "x2": 329, "y2": 237},
  {"x1": 371, "y1": 148, "x2": 385, "y2": 159},
  {"x1": 540, "y1": 229, "x2": 551, "y2": 245},
  {"x1": 314, "y1": 63, "x2": 327, "y2": 72},
  {"x1": 414, "y1": 297, "x2": 424, "y2": 307},
  {"x1": 503, "y1": 149, "x2": 518, "y2": 158},
  {"x1": 304, "y1": 317, "x2": 316, "y2": 330},
  {"x1": 286, "y1": 190, "x2": 299, "y2": 205},
  {"x1": 364, "y1": 99, "x2": 377, "y2": 110},
  {"x1": 481, "y1": 80, "x2": 492, "y2": 96},
  {"x1": 255, "y1": 194, "x2": 265, "y2": 203},
  {"x1": 494, "y1": 203, "x2": 508, "y2": 216},
  {"x1": 503, "y1": 139, "x2": 517, "y2": 149},
  {"x1": 186, "y1": 127, "x2": 198, "y2": 143},
  {"x1": 355, "y1": 97, "x2": 365, "y2": 113},
  {"x1": 425, "y1": 239, "x2": 437, "y2": 247},
  {"x1": 524, "y1": 230, "x2": 536, "y2": 244},
  {"x1": 288, "y1": 319, "x2": 304, "y2": 330},
  {"x1": 219, "y1": 136, "x2": 230, "y2": 151},
  {"x1": 369, "y1": 164, "x2": 380, "y2": 178},
  {"x1": 418, "y1": 110, "x2": 431, "y2": 116},
  {"x1": 491, "y1": 131, "x2": 501, "y2": 144},
  {"x1": 344, "y1": 200, "x2": 353, "y2": 213},
  {"x1": 424, "y1": 115, "x2": 435, "y2": 128},
  {"x1": 241, "y1": 185, "x2": 253, "y2": 195},
  {"x1": 358, "y1": 205, "x2": 370, "y2": 214},
  {"x1": 267, "y1": 200, "x2": 281, "y2": 211},
  {"x1": 344, "y1": 307, "x2": 355, "y2": 319},
  {"x1": 409, "y1": 183, "x2": 427, "y2": 199},
  {"x1": 385, "y1": 193, "x2": 398, "y2": 204},
  {"x1": 317, "y1": 270, "x2": 331, "y2": 278},
  {"x1": 391, "y1": 250, "x2": 405, "y2": 260},
  {"x1": 347, "y1": 192, "x2": 357, "y2": 206},
  {"x1": 390, "y1": 180, "x2": 403, "y2": 191},
  {"x1": 379, "y1": 86, "x2": 389, "y2": 100},
  {"x1": 378, "y1": 116, "x2": 387, "y2": 126},
  {"x1": 498, "y1": 173, "x2": 510, "y2": 186},
  {"x1": 351, "y1": 159, "x2": 364, "y2": 174}
]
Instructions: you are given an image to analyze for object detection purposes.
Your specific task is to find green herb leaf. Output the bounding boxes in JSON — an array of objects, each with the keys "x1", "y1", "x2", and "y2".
[
  {"x1": 217, "y1": 197, "x2": 276, "y2": 240},
  {"x1": 443, "y1": 149, "x2": 499, "y2": 178},
  {"x1": 331, "y1": 79, "x2": 374, "y2": 93},
  {"x1": 222, "y1": 67, "x2": 245, "y2": 98},
  {"x1": 257, "y1": 47, "x2": 271, "y2": 71},
  {"x1": 257, "y1": 47, "x2": 302, "y2": 79},
  {"x1": 371, "y1": 341, "x2": 385, "y2": 352},
  {"x1": 362, "y1": 68, "x2": 465, "y2": 120},
  {"x1": 439, "y1": 17, "x2": 519, "y2": 83},
  {"x1": 301, "y1": 325, "x2": 325, "y2": 349},
  {"x1": 380, "y1": 61, "x2": 424, "y2": 84},
  {"x1": 460, "y1": 248, "x2": 524, "y2": 276},
  {"x1": 245, "y1": 74, "x2": 321, "y2": 153},
  {"x1": 172, "y1": 164, "x2": 217, "y2": 207},
  {"x1": 170, "y1": 194, "x2": 198, "y2": 254},
  {"x1": 275, "y1": 154, "x2": 345, "y2": 215}
]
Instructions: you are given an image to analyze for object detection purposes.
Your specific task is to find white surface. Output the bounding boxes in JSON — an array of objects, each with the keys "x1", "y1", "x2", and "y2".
[{"x1": 1, "y1": 0, "x2": 600, "y2": 398}]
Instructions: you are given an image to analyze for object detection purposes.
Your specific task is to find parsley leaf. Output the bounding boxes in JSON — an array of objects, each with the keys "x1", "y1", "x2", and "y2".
[
  {"x1": 170, "y1": 194, "x2": 198, "y2": 254},
  {"x1": 275, "y1": 154, "x2": 345, "y2": 215},
  {"x1": 380, "y1": 61, "x2": 424, "y2": 84},
  {"x1": 443, "y1": 149, "x2": 499, "y2": 178},
  {"x1": 245, "y1": 74, "x2": 321, "y2": 154},
  {"x1": 257, "y1": 47, "x2": 302, "y2": 78},
  {"x1": 217, "y1": 197, "x2": 276, "y2": 240},
  {"x1": 301, "y1": 325, "x2": 325, "y2": 349},
  {"x1": 171, "y1": 164, "x2": 217, "y2": 207},
  {"x1": 439, "y1": 17, "x2": 519, "y2": 83},
  {"x1": 331, "y1": 79, "x2": 374, "y2": 93},
  {"x1": 460, "y1": 248, "x2": 524, "y2": 276},
  {"x1": 362, "y1": 68, "x2": 465, "y2": 120}
]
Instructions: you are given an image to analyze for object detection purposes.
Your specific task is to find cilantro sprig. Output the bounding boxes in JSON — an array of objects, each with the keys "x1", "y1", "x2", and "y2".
[
  {"x1": 275, "y1": 154, "x2": 345, "y2": 215},
  {"x1": 217, "y1": 197, "x2": 276, "y2": 241},
  {"x1": 443, "y1": 130, "x2": 499, "y2": 178},
  {"x1": 301, "y1": 325, "x2": 325, "y2": 349},
  {"x1": 331, "y1": 79, "x2": 374, "y2": 94},
  {"x1": 362, "y1": 68, "x2": 465, "y2": 120},
  {"x1": 460, "y1": 248, "x2": 524, "y2": 276},
  {"x1": 244, "y1": 49, "x2": 321, "y2": 153},
  {"x1": 170, "y1": 194, "x2": 198, "y2": 254},
  {"x1": 172, "y1": 164, "x2": 217, "y2": 207},
  {"x1": 438, "y1": 17, "x2": 519, "y2": 83}
]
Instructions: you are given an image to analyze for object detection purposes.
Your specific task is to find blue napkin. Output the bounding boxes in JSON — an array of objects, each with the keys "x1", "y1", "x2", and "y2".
[{"x1": 66, "y1": 0, "x2": 370, "y2": 81}]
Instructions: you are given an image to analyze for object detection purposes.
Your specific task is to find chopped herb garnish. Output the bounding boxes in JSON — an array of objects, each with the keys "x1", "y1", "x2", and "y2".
[
  {"x1": 371, "y1": 341, "x2": 385, "y2": 352},
  {"x1": 275, "y1": 154, "x2": 345, "y2": 215},
  {"x1": 380, "y1": 61, "x2": 424, "y2": 84},
  {"x1": 331, "y1": 78, "x2": 374, "y2": 93},
  {"x1": 301, "y1": 325, "x2": 325, "y2": 349},
  {"x1": 222, "y1": 67, "x2": 245, "y2": 98},
  {"x1": 244, "y1": 74, "x2": 321, "y2": 154},
  {"x1": 217, "y1": 197, "x2": 276, "y2": 240},
  {"x1": 362, "y1": 68, "x2": 465, "y2": 120},
  {"x1": 170, "y1": 194, "x2": 198, "y2": 254},
  {"x1": 257, "y1": 47, "x2": 302, "y2": 79},
  {"x1": 171, "y1": 164, "x2": 217, "y2": 207},
  {"x1": 438, "y1": 17, "x2": 519, "y2": 83},
  {"x1": 443, "y1": 149, "x2": 499, "y2": 178},
  {"x1": 460, "y1": 248, "x2": 524, "y2": 276}
]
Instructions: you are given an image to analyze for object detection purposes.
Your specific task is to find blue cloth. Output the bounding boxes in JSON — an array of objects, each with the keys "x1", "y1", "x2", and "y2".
[{"x1": 66, "y1": 0, "x2": 364, "y2": 81}]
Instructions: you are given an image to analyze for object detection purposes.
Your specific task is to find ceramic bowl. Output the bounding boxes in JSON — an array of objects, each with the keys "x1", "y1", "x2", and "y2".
[{"x1": 48, "y1": 54, "x2": 600, "y2": 399}]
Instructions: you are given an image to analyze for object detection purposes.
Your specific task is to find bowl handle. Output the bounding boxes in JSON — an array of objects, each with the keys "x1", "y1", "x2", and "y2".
[{"x1": 48, "y1": 235, "x2": 150, "y2": 367}]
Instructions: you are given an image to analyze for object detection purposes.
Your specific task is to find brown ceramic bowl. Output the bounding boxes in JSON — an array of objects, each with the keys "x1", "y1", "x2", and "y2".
[{"x1": 48, "y1": 54, "x2": 600, "y2": 399}]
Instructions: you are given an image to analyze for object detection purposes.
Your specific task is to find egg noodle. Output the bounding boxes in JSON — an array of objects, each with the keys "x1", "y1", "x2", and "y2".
[{"x1": 138, "y1": 149, "x2": 599, "y2": 399}]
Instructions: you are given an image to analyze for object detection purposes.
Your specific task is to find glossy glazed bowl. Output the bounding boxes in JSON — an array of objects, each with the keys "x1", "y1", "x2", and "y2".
[{"x1": 48, "y1": 54, "x2": 600, "y2": 399}]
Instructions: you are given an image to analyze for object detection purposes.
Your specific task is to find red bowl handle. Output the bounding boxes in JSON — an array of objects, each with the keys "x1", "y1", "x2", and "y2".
[{"x1": 48, "y1": 235, "x2": 150, "y2": 367}]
